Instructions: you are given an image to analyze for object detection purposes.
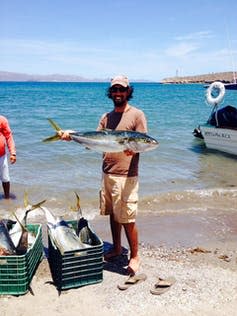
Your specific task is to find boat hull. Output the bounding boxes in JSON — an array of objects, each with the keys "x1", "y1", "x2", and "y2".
[
  {"x1": 224, "y1": 83, "x2": 237, "y2": 90},
  {"x1": 204, "y1": 83, "x2": 237, "y2": 90},
  {"x1": 200, "y1": 125, "x2": 237, "y2": 156}
]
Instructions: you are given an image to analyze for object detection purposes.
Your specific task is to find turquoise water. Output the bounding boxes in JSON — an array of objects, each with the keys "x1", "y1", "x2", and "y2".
[{"x1": 0, "y1": 82, "x2": 237, "y2": 218}]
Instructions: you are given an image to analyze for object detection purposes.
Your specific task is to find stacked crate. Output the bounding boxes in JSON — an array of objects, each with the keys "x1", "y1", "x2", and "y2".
[
  {"x1": 0, "y1": 224, "x2": 43, "y2": 295},
  {"x1": 48, "y1": 220, "x2": 103, "y2": 291}
]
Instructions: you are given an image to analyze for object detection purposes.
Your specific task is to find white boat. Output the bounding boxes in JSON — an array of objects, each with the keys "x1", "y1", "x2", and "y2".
[{"x1": 193, "y1": 81, "x2": 237, "y2": 156}]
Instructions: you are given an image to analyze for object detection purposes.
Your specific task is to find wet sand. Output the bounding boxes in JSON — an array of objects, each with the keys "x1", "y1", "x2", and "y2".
[{"x1": 94, "y1": 209, "x2": 237, "y2": 247}]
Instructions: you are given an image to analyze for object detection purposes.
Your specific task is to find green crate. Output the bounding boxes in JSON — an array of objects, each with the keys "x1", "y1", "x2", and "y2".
[
  {"x1": 48, "y1": 220, "x2": 103, "y2": 291},
  {"x1": 0, "y1": 224, "x2": 43, "y2": 295}
]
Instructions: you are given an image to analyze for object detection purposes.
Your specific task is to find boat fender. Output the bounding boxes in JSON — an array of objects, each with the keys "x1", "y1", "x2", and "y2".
[{"x1": 206, "y1": 81, "x2": 225, "y2": 106}]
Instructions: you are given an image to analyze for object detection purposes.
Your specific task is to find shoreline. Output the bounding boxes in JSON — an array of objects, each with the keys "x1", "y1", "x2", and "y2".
[
  {"x1": 160, "y1": 71, "x2": 237, "y2": 84},
  {"x1": 1, "y1": 210, "x2": 237, "y2": 316}
]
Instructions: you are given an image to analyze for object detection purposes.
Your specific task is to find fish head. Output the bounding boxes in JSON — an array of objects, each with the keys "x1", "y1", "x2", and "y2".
[
  {"x1": 0, "y1": 220, "x2": 16, "y2": 254},
  {"x1": 126, "y1": 133, "x2": 159, "y2": 152}
]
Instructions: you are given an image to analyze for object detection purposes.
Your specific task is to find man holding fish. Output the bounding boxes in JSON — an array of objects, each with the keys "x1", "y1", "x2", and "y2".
[
  {"x1": 55, "y1": 75, "x2": 156, "y2": 275},
  {"x1": 96, "y1": 75, "x2": 148, "y2": 275}
]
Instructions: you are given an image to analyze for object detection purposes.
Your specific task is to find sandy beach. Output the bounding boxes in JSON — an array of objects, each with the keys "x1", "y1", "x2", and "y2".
[{"x1": 1, "y1": 211, "x2": 237, "y2": 316}]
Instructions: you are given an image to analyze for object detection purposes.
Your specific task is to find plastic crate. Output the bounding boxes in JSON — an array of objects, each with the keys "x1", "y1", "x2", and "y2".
[
  {"x1": 48, "y1": 220, "x2": 103, "y2": 291},
  {"x1": 0, "y1": 224, "x2": 43, "y2": 295}
]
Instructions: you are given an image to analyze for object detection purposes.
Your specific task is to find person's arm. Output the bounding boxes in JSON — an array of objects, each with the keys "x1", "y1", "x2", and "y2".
[{"x1": 2, "y1": 117, "x2": 16, "y2": 164}]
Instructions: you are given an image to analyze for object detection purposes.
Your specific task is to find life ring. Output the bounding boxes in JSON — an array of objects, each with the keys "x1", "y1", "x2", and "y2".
[{"x1": 206, "y1": 81, "x2": 225, "y2": 106}]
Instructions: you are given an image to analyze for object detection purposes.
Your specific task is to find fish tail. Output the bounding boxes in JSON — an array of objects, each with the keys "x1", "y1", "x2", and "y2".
[
  {"x1": 13, "y1": 212, "x2": 29, "y2": 255},
  {"x1": 24, "y1": 191, "x2": 29, "y2": 208},
  {"x1": 70, "y1": 192, "x2": 82, "y2": 214},
  {"x1": 24, "y1": 191, "x2": 46, "y2": 213},
  {"x1": 43, "y1": 134, "x2": 61, "y2": 142},
  {"x1": 47, "y1": 118, "x2": 62, "y2": 131},
  {"x1": 42, "y1": 118, "x2": 63, "y2": 142},
  {"x1": 12, "y1": 212, "x2": 28, "y2": 233},
  {"x1": 31, "y1": 199, "x2": 47, "y2": 210}
]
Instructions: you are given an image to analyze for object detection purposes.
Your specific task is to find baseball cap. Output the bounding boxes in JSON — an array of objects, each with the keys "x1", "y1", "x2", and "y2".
[{"x1": 111, "y1": 75, "x2": 129, "y2": 87}]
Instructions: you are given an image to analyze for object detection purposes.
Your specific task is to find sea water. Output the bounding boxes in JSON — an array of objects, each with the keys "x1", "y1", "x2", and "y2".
[{"x1": 0, "y1": 81, "x2": 236, "y2": 219}]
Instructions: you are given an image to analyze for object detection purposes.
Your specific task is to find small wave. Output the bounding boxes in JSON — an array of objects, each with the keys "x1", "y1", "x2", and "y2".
[
  {"x1": 1, "y1": 187, "x2": 236, "y2": 220},
  {"x1": 139, "y1": 187, "x2": 237, "y2": 214}
]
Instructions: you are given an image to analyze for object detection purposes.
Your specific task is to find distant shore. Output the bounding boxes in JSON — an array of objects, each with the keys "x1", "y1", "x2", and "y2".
[
  {"x1": 160, "y1": 71, "x2": 237, "y2": 84},
  {"x1": 1, "y1": 70, "x2": 236, "y2": 84}
]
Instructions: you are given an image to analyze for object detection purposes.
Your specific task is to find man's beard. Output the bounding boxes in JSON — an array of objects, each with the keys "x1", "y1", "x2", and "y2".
[{"x1": 113, "y1": 97, "x2": 126, "y2": 108}]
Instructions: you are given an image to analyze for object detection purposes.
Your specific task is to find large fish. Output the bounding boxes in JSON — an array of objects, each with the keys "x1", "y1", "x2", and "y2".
[
  {"x1": 69, "y1": 192, "x2": 83, "y2": 232},
  {"x1": 40, "y1": 205, "x2": 88, "y2": 254},
  {"x1": 70, "y1": 192, "x2": 93, "y2": 245},
  {"x1": 43, "y1": 119, "x2": 159, "y2": 153},
  {"x1": 9, "y1": 192, "x2": 46, "y2": 249},
  {"x1": 12, "y1": 213, "x2": 29, "y2": 255},
  {"x1": 0, "y1": 220, "x2": 16, "y2": 256}
]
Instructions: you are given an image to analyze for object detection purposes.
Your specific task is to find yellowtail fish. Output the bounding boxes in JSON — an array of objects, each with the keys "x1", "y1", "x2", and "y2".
[
  {"x1": 43, "y1": 119, "x2": 159, "y2": 153},
  {"x1": 0, "y1": 220, "x2": 16, "y2": 256},
  {"x1": 40, "y1": 205, "x2": 88, "y2": 255},
  {"x1": 12, "y1": 213, "x2": 29, "y2": 255},
  {"x1": 70, "y1": 192, "x2": 93, "y2": 245},
  {"x1": 9, "y1": 192, "x2": 46, "y2": 249}
]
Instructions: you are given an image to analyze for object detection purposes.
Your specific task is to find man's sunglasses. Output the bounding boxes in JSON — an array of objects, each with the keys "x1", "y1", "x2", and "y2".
[{"x1": 110, "y1": 87, "x2": 128, "y2": 93}]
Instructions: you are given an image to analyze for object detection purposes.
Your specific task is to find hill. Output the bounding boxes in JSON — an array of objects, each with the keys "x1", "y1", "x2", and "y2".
[
  {"x1": 0, "y1": 71, "x2": 104, "y2": 82},
  {"x1": 1, "y1": 70, "x2": 236, "y2": 84},
  {"x1": 161, "y1": 71, "x2": 236, "y2": 84},
  {"x1": 0, "y1": 71, "x2": 149, "y2": 83}
]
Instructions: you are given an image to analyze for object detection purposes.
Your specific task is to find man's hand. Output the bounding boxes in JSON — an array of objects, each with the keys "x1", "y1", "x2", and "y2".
[
  {"x1": 58, "y1": 130, "x2": 73, "y2": 141},
  {"x1": 124, "y1": 149, "x2": 135, "y2": 156}
]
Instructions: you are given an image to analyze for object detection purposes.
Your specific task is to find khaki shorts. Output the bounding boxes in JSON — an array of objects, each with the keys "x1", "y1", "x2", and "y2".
[{"x1": 100, "y1": 173, "x2": 139, "y2": 224}]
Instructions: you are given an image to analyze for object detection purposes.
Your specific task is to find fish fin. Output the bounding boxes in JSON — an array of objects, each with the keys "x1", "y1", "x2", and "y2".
[
  {"x1": 42, "y1": 118, "x2": 63, "y2": 142},
  {"x1": 12, "y1": 212, "x2": 28, "y2": 233},
  {"x1": 24, "y1": 191, "x2": 46, "y2": 212},
  {"x1": 42, "y1": 134, "x2": 61, "y2": 142},
  {"x1": 70, "y1": 192, "x2": 82, "y2": 218},
  {"x1": 47, "y1": 118, "x2": 62, "y2": 131},
  {"x1": 74, "y1": 192, "x2": 81, "y2": 210},
  {"x1": 31, "y1": 199, "x2": 47, "y2": 210},
  {"x1": 24, "y1": 191, "x2": 29, "y2": 208}
]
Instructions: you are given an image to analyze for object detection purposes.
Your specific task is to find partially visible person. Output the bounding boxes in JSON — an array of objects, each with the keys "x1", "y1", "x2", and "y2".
[
  {"x1": 0, "y1": 115, "x2": 16, "y2": 199},
  {"x1": 97, "y1": 75, "x2": 147, "y2": 275}
]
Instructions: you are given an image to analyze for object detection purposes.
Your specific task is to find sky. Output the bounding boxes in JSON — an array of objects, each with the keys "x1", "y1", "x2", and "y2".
[{"x1": 1, "y1": 0, "x2": 237, "y2": 81}]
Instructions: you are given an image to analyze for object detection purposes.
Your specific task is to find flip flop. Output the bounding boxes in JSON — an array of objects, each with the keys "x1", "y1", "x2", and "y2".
[
  {"x1": 117, "y1": 273, "x2": 147, "y2": 290},
  {"x1": 150, "y1": 277, "x2": 176, "y2": 295}
]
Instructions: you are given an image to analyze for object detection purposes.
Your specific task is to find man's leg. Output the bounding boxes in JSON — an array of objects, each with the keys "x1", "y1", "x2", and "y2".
[
  {"x1": 123, "y1": 222, "x2": 140, "y2": 275},
  {"x1": 110, "y1": 213, "x2": 122, "y2": 252},
  {"x1": 2, "y1": 181, "x2": 10, "y2": 199},
  {"x1": 104, "y1": 213, "x2": 122, "y2": 260}
]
